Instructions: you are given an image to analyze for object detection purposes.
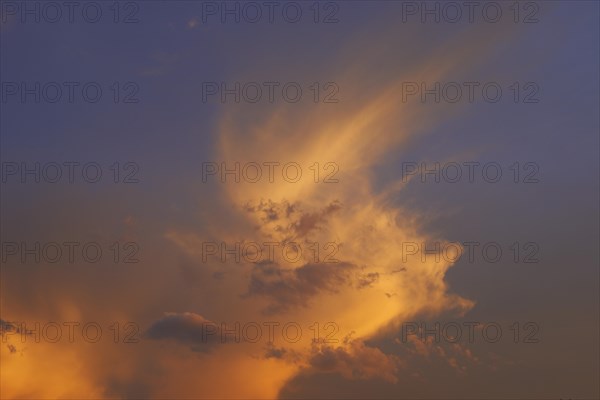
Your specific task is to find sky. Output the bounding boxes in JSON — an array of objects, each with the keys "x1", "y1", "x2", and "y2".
[{"x1": 0, "y1": 1, "x2": 599, "y2": 399}]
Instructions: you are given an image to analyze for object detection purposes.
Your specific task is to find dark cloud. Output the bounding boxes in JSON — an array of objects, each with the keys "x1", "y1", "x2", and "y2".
[
  {"x1": 280, "y1": 334, "x2": 489, "y2": 398},
  {"x1": 356, "y1": 272, "x2": 379, "y2": 289},
  {"x1": 244, "y1": 199, "x2": 342, "y2": 240},
  {"x1": 0, "y1": 319, "x2": 32, "y2": 337},
  {"x1": 264, "y1": 345, "x2": 287, "y2": 359},
  {"x1": 1, "y1": 319, "x2": 31, "y2": 355},
  {"x1": 245, "y1": 262, "x2": 357, "y2": 314},
  {"x1": 244, "y1": 199, "x2": 296, "y2": 223},
  {"x1": 0, "y1": 320, "x2": 18, "y2": 335},
  {"x1": 293, "y1": 201, "x2": 342, "y2": 238},
  {"x1": 263, "y1": 343, "x2": 303, "y2": 364},
  {"x1": 307, "y1": 340, "x2": 400, "y2": 383},
  {"x1": 144, "y1": 312, "x2": 222, "y2": 352}
]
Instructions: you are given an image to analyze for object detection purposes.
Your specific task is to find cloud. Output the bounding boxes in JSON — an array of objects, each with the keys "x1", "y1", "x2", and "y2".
[
  {"x1": 154, "y1": 19, "x2": 497, "y2": 397},
  {"x1": 264, "y1": 345, "x2": 287, "y2": 359},
  {"x1": 307, "y1": 339, "x2": 400, "y2": 383},
  {"x1": 0, "y1": 319, "x2": 21, "y2": 335},
  {"x1": 144, "y1": 312, "x2": 222, "y2": 352},
  {"x1": 246, "y1": 261, "x2": 357, "y2": 314},
  {"x1": 356, "y1": 272, "x2": 379, "y2": 289},
  {"x1": 0, "y1": 319, "x2": 31, "y2": 354},
  {"x1": 396, "y1": 334, "x2": 481, "y2": 376},
  {"x1": 243, "y1": 199, "x2": 342, "y2": 242}
]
